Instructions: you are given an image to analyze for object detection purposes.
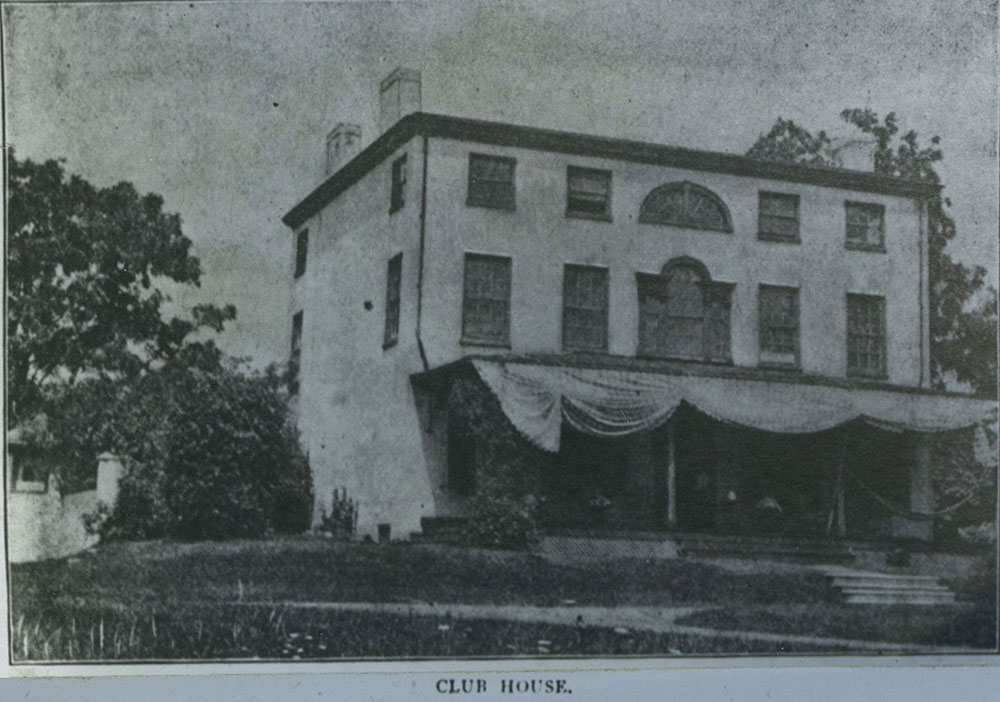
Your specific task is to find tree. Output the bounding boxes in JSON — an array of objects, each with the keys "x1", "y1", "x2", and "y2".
[
  {"x1": 747, "y1": 110, "x2": 998, "y2": 396},
  {"x1": 66, "y1": 342, "x2": 313, "y2": 540},
  {"x1": 7, "y1": 151, "x2": 236, "y2": 424}
]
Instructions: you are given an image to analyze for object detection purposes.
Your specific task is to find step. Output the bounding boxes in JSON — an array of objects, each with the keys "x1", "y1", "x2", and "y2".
[
  {"x1": 831, "y1": 577, "x2": 948, "y2": 590},
  {"x1": 843, "y1": 591, "x2": 956, "y2": 605}
]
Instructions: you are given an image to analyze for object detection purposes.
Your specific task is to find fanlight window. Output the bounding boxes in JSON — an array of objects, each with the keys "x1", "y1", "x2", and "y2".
[
  {"x1": 637, "y1": 259, "x2": 733, "y2": 362},
  {"x1": 638, "y1": 181, "x2": 732, "y2": 232}
]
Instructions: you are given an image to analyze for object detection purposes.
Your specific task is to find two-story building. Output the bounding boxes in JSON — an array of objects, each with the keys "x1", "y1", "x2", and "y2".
[{"x1": 283, "y1": 68, "x2": 995, "y2": 543}]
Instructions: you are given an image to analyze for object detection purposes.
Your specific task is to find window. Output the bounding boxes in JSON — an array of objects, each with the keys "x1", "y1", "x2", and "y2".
[
  {"x1": 566, "y1": 166, "x2": 612, "y2": 220},
  {"x1": 758, "y1": 192, "x2": 800, "y2": 242},
  {"x1": 467, "y1": 153, "x2": 516, "y2": 209},
  {"x1": 383, "y1": 253, "x2": 402, "y2": 348},
  {"x1": 759, "y1": 285, "x2": 799, "y2": 367},
  {"x1": 845, "y1": 201, "x2": 885, "y2": 251},
  {"x1": 290, "y1": 311, "x2": 303, "y2": 395},
  {"x1": 562, "y1": 264, "x2": 609, "y2": 352},
  {"x1": 389, "y1": 154, "x2": 407, "y2": 213},
  {"x1": 637, "y1": 259, "x2": 732, "y2": 362},
  {"x1": 462, "y1": 254, "x2": 511, "y2": 346},
  {"x1": 847, "y1": 294, "x2": 887, "y2": 378},
  {"x1": 294, "y1": 229, "x2": 308, "y2": 278},
  {"x1": 11, "y1": 450, "x2": 47, "y2": 493},
  {"x1": 638, "y1": 181, "x2": 732, "y2": 232}
]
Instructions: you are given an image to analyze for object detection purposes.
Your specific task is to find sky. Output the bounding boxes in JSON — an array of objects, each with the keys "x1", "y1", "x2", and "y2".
[{"x1": 4, "y1": 0, "x2": 998, "y2": 368}]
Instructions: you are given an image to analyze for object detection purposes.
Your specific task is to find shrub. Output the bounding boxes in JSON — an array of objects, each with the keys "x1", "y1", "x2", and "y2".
[
  {"x1": 317, "y1": 488, "x2": 358, "y2": 539},
  {"x1": 463, "y1": 494, "x2": 540, "y2": 551},
  {"x1": 75, "y1": 343, "x2": 313, "y2": 540}
]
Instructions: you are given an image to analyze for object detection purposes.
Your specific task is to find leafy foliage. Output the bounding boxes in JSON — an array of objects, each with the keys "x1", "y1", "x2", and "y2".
[
  {"x1": 61, "y1": 343, "x2": 313, "y2": 540},
  {"x1": 448, "y1": 375, "x2": 545, "y2": 549},
  {"x1": 746, "y1": 110, "x2": 997, "y2": 396},
  {"x1": 317, "y1": 488, "x2": 359, "y2": 540},
  {"x1": 6, "y1": 151, "x2": 235, "y2": 424}
]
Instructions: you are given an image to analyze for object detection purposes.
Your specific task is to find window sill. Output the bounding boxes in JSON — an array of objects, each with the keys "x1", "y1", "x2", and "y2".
[
  {"x1": 757, "y1": 232, "x2": 801, "y2": 244},
  {"x1": 845, "y1": 241, "x2": 886, "y2": 253},
  {"x1": 466, "y1": 197, "x2": 516, "y2": 211},
  {"x1": 758, "y1": 362, "x2": 801, "y2": 372},
  {"x1": 12, "y1": 481, "x2": 47, "y2": 494},
  {"x1": 566, "y1": 210, "x2": 612, "y2": 223},
  {"x1": 460, "y1": 338, "x2": 511, "y2": 349},
  {"x1": 636, "y1": 352, "x2": 733, "y2": 366},
  {"x1": 847, "y1": 371, "x2": 889, "y2": 381},
  {"x1": 563, "y1": 345, "x2": 610, "y2": 354},
  {"x1": 382, "y1": 338, "x2": 399, "y2": 351}
]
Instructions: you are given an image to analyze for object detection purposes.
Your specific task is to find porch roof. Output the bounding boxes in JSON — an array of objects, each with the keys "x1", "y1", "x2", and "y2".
[{"x1": 411, "y1": 354, "x2": 997, "y2": 452}]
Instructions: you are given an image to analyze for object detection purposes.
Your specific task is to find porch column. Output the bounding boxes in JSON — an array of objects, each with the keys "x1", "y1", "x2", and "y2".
[
  {"x1": 905, "y1": 434, "x2": 935, "y2": 542},
  {"x1": 911, "y1": 435, "x2": 935, "y2": 514},
  {"x1": 665, "y1": 420, "x2": 677, "y2": 528}
]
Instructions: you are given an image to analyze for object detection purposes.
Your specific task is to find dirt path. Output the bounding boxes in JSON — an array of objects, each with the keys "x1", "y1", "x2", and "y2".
[{"x1": 234, "y1": 600, "x2": 978, "y2": 654}]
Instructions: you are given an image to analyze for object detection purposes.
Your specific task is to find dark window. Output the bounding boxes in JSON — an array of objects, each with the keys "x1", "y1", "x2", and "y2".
[
  {"x1": 566, "y1": 166, "x2": 612, "y2": 220},
  {"x1": 383, "y1": 253, "x2": 402, "y2": 348},
  {"x1": 847, "y1": 294, "x2": 886, "y2": 378},
  {"x1": 12, "y1": 451, "x2": 48, "y2": 493},
  {"x1": 390, "y1": 154, "x2": 407, "y2": 213},
  {"x1": 845, "y1": 201, "x2": 885, "y2": 251},
  {"x1": 467, "y1": 153, "x2": 516, "y2": 210},
  {"x1": 638, "y1": 181, "x2": 732, "y2": 232},
  {"x1": 758, "y1": 192, "x2": 800, "y2": 242},
  {"x1": 637, "y1": 260, "x2": 732, "y2": 362},
  {"x1": 562, "y1": 264, "x2": 609, "y2": 352},
  {"x1": 294, "y1": 229, "x2": 308, "y2": 278},
  {"x1": 461, "y1": 253, "x2": 511, "y2": 346},
  {"x1": 290, "y1": 311, "x2": 303, "y2": 395},
  {"x1": 759, "y1": 285, "x2": 799, "y2": 367}
]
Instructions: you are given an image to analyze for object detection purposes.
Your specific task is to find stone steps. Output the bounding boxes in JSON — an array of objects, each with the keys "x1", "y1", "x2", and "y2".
[{"x1": 822, "y1": 568, "x2": 957, "y2": 605}]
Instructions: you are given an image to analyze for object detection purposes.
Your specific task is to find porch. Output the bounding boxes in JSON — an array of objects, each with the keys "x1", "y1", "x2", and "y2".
[{"x1": 410, "y1": 354, "x2": 996, "y2": 546}]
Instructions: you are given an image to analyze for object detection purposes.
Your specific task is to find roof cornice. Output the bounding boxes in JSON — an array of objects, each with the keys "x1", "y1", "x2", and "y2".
[{"x1": 282, "y1": 112, "x2": 941, "y2": 230}]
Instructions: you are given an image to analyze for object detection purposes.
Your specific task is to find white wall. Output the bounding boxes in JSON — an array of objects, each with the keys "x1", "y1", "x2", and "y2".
[
  {"x1": 293, "y1": 135, "x2": 439, "y2": 538},
  {"x1": 420, "y1": 138, "x2": 925, "y2": 386}
]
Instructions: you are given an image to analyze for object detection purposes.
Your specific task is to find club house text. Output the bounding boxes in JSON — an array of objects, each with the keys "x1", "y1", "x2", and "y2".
[{"x1": 436, "y1": 679, "x2": 571, "y2": 694}]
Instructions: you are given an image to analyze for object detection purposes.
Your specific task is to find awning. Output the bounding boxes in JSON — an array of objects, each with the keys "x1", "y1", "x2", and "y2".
[{"x1": 470, "y1": 358, "x2": 997, "y2": 452}]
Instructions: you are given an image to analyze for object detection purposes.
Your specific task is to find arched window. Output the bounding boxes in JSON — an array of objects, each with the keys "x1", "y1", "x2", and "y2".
[
  {"x1": 638, "y1": 181, "x2": 732, "y2": 232},
  {"x1": 637, "y1": 258, "x2": 733, "y2": 362}
]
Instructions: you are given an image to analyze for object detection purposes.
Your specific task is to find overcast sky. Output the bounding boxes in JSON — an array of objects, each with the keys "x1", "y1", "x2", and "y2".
[{"x1": 5, "y1": 0, "x2": 997, "y2": 367}]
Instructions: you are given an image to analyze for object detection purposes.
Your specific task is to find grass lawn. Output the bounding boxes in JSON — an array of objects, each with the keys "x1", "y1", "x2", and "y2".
[
  {"x1": 8, "y1": 536, "x2": 991, "y2": 659},
  {"x1": 10, "y1": 536, "x2": 836, "y2": 610},
  {"x1": 675, "y1": 603, "x2": 997, "y2": 650},
  {"x1": 9, "y1": 604, "x2": 843, "y2": 661}
]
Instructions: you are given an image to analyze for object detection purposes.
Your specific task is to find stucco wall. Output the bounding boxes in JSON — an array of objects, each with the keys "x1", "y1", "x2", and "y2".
[
  {"x1": 293, "y1": 135, "x2": 440, "y2": 538},
  {"x1": 293, "y1": 131, "x2": 930, "y2": 538},
  {"x1": 6, "y1": 454, "x2": 123, "y2": 564},
  {"x1": 419, "y1": 138, "x2": 926, "y2": 386}
]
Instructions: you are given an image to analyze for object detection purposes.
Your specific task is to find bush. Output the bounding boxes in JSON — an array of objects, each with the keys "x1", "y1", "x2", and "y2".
[
  {"x1": 463, "y1": 494, "x2": 540, "y2": 550},
  {"x1": 72, "y1": 343, "x2": 313, "y2": 540},
  {"x1": 317, "y1": 488, "x2": 358, "y2": 539}
]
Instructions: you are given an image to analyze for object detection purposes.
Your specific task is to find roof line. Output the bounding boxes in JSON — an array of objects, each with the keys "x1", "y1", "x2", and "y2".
[{"x1": 283, "y1": 112, "x2": 941, "y2": 230}]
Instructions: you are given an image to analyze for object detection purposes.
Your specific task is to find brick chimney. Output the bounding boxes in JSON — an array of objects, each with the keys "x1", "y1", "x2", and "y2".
[
  {"x1": 379, "y1": 67, "x2": 422, "y2": 133},
  {"x1": 326, "y1": 123, "x2": 362, "y2": 176}
]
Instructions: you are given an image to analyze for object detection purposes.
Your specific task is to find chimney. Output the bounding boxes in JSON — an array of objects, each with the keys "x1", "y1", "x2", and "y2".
[
  {"x1": 326, "y1": 123, "x2": 362, "y2": 176},
  {"x1": 379, "y1": 67, "x2": 422, "y2": 133}
]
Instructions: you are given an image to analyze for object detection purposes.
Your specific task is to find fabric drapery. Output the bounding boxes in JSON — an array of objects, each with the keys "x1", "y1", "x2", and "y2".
[{"x1": 471, "y1": 359, "x2": 997, "y2": 452}]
